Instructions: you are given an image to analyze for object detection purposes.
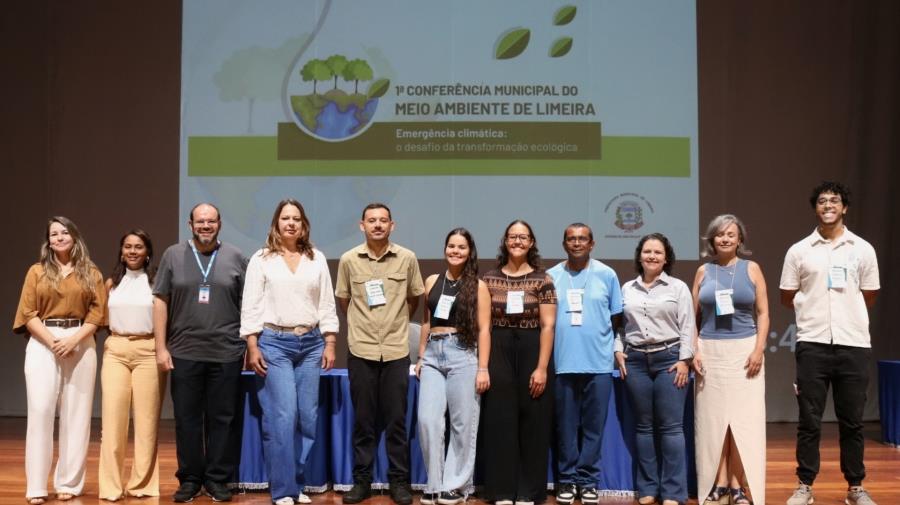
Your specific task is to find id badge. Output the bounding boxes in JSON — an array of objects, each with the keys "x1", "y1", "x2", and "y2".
[
  {"x1": 566, "y1": 288, "x2": 584, "y2": 312},
  {"x1": 828, "y1": 265, "x2": 847, "y2": 289},
  {"x1": 435, "y1": 294, "x2": 456, "y2": 319},
  {"x1": 365, "y1": 279, "x2": 387, "y2": 307},
  {"x1": 198, "y1": 284, "x2": 211, "y2": 304},
  {"x1": 506, "y1": 290, "x2": 525, "y2": 314},
  {"x1": 714, "y1": 288, "x2": 734, "y2": 315},
  {"x1": 570, "y1": 311, "x2": 583, "y2": 326}
]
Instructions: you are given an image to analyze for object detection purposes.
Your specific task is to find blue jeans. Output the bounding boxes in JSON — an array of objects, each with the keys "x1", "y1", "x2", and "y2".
[
  {"x1": 623, "y1": 345, "x2": 687, "y2": 503},
  {"x1": 417, "y1": 335, "x2": 480, "y2": 493},
  {"x1": 555, "y1": 373, "x2": 612, "y2": 488},
  {"x1": 256, "y1": 327, "x2": 324, "y2": 501}
]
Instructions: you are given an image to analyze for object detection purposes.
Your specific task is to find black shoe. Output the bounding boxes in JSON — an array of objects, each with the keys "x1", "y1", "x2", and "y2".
[
  {"x1": 389, "y1": 483, "x2": 413, "y2": 505},
  {"x1": 343, "y1": 483, "x2": 372, "y2": 504},
  {"x1": 173, "y1": 482, "x2": 202, "y2": 503},
  {"x1": 438, "y1": 490, "x2": 465, "y2": 505},
  {"x1": 420, "y1": 493, "x2": 439, "y2": 505},
  {"x1": 204, "y1": 481, "x2": 232, "y2": 502}
]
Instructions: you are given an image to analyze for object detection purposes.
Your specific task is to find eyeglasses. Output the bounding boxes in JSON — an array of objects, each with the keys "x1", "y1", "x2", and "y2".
[
  {"x1": 816, "y1": 197, "x2": 842, "y2": 206},
  {"x1": 506, "y1": 234, "x2": 532, "y2": 242},
  {"x1": 565, "y1": 236, "x2": 591, "y2": 244}
]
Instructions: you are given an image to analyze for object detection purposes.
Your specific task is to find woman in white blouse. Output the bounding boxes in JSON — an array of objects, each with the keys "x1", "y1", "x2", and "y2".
[
  {"x1": 241, "y1": 199, "x2": 339, "y2": 505},
  {"x1": 99, "y1": 229, "x2": 165, "y2": 501}
]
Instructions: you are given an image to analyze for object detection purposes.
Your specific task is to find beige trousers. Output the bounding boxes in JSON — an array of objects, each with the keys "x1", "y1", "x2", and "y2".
[
  {"x1": 98, "y1": 335, "x2": 165, "y2": 499},
  {"x1": 24, "y1": 328, "x2": 97, "y2": 499},
  {"x1": 694, "y1": 336, "x2": 766, "y2": 505}
]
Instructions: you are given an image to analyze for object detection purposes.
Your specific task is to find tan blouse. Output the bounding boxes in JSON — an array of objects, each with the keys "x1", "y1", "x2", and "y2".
[{"x1": 13, "y1": 263, "x2": 106, "y2": 334}]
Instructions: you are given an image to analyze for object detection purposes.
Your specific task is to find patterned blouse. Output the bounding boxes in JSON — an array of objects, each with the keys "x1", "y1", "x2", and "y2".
[{"x1": 483, "y1": 269, "x2": 557, "y2": 329}]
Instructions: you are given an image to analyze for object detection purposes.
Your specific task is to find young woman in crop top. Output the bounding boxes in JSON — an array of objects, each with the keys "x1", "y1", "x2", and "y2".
[{"x1": 415, "y1": 228, "x2": 491, "y2": 505}]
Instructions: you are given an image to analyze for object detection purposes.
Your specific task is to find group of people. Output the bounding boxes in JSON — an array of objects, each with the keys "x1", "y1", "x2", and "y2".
[{"x1": 14, "y1": 181, "x2": 880, "y2": 505}]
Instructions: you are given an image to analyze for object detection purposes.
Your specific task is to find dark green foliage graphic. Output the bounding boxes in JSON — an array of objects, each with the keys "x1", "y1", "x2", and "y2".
[
  {"x1": 342, "y1": 58, "x2": 374, "y2": 94},
  {"x1": 554, "y1": 5, "x2": 577, "y2": 26},
  {"x1": 367, "y1": 78, "x2": 390, "y2": 99},
  {"x1": 300, "y1": 59, "x2": 332, "y2": 94},
  {"x1": 550, "y1": 37, "x2": 573, "y2": 57},
  {"x1": 495, "y1": 28, "x2": 531, "y2": 59},
  {"x1": 326, "y1": 55, "x2": 348, "y2": 89}
]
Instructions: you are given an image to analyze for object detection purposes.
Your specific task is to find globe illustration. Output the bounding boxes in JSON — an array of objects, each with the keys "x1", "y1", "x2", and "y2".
[{"x1": 291, "y1": 89, "x2": 378, "y2": 141}]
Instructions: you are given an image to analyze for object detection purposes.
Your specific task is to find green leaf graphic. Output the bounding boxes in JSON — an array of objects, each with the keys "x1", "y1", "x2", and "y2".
[
  {"x1": 554, "y1": 6, "x2": 577, "y2": 26},
  {"x1": 550, "y1": 37, "x2": 573, "y2": 58},
  {"x1": 367, "y1": 78, "x2": 390, "y2": 99},
  {"x1": 495, "y1": 28, "x2": 531, "y2": 60}
]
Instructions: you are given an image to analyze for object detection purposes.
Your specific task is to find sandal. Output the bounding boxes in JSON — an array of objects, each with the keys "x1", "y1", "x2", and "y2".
[
  {"x1": 56, "y1": 493, "x2": 75, "y2": 501},
  {"x1": 703, "y1": 486, "x2": 729, "y2": 504},
  {"x1": 637, "y1": 497, "x2": 657, "y2": 505},
  {"x1": 730, "y1": 487, "x2": 752, "y2": 505},
  {"x1": 26, "y1": 498, "x2": 47, "y2": 505}
]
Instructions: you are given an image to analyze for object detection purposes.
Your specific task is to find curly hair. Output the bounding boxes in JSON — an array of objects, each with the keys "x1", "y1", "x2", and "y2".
[
  {"x1": 633, "y1": 233, "x2": 675, "y2": 276},
  {"x1": 442, "y1": 228, "x2": 480, "y2": 349},
  {"x1": 809, "y1": 180, "x2": 851, "y2": 208},
  {"x1": 496, "y1": 219, "x2": 543, "y2": 271}
]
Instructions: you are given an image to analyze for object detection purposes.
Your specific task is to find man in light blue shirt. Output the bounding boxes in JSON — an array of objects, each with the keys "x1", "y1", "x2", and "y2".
[{"x1": 548, "y1": 223, "x2": 623, "y2": 504}]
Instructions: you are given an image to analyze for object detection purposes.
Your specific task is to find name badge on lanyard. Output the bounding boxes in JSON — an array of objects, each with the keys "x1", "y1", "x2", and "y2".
[
  {"x1": 566, "y1": 288, "x2": 584, "y2": 326},
  {"x1": 190, "y1": 241, "x2": 218, "y2": 305},
  {"x1": 506, "y1": 290, "x2": 525, "y2": 314},
  {"x1": 365, "y1": 279, "x2": 387, "y2": 307},
  {"x1": 435, "y1": 294, "x2": 456, "y2": 320},
  {"x1": 828, "y1": 265, "x2": 847, "y2": 289},
  {"x1": 715, "y1": 288, "x2": 735, "y2": 316},
  {"x1": 198, "y1": 284, "x2": 211, "y2": 304}
]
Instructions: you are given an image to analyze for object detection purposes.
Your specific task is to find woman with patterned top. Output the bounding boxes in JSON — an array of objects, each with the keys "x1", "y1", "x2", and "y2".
[
  {"x1": 14, "y1": 216, "x2": 106, "y2": 504},
  {"x1": 615, "y1": 233, "x2": 694, "y2": 505},
  {"x1": 241, "y1": 199, "x2": 339, "y2": 505},
  {"x1": 691, "y1": 215, "x2": 768, "y2": 505},
  {"x1": 415, "y1": 228, "x2": 492, "y2": 505},
  {"x1": 99, "y1": 229, "x2": 165, "y2": 501},
  {"x1": 480, "y1": 219, "x2": 557, "y2": 505}
]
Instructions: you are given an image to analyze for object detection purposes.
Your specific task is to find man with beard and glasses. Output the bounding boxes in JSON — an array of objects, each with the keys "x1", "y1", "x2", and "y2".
[{"x1": 153, "y1": 203, "x2": 248, "y2": 502}]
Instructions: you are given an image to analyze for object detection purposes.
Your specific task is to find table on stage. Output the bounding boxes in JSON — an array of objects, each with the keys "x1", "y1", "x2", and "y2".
[
  {"x1": 878, "y1": 360, "x2": 900, "y2": 447},
  {"x1": 234, "y1": 369, "x2": 697, "y2": 496}
]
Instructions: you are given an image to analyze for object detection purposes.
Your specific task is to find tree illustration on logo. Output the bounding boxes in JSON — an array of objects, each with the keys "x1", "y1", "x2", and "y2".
[
  {"x1": 300, "y1": 59, "x2": 332, "y2": 94},
  {"x1": 342, "y1": 59, "x2": 373, "y2": 94},
  {"x1": 325, "y1": 55, "x2": 348, "y2": 90}
]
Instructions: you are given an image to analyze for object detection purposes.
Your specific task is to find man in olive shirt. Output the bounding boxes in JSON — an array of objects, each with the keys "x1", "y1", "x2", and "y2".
[{"x1": 335, "y1": 203, "x2": 424, "y2": 505}]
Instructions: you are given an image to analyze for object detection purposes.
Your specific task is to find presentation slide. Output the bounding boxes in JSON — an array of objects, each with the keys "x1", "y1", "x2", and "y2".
[{"x1": 180, "y1": 0, "x2": 698, "y2": 259}]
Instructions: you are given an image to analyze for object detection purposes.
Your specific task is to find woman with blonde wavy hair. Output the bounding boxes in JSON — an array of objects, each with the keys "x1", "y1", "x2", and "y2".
[{"x1": 14, "y1": 216, "x2": 106, "y2": 504}]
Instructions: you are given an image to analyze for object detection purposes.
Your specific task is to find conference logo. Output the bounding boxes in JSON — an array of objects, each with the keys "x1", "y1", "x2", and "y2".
[
  {"x1": 604, "y1": 192, "x2": 654, "y2": 234},
  {"x1": 290, "y1": 54, "x2": 390, "y2": 142}
]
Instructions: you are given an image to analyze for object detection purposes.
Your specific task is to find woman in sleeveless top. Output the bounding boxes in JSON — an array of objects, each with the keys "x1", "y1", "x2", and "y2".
[
  {"x1": 691, "y1": 214, "x2": 769, "y2": 505},
  {"x1": 415, "y1": 228, "x2": 491, "y2": 505}
]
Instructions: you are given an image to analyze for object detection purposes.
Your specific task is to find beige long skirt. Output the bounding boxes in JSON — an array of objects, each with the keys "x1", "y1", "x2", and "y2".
[{"x1": 695, "y1": 336, "x2": 765, "y2": 505}]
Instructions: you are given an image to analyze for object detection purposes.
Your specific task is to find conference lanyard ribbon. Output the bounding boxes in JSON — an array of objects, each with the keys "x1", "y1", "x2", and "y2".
[{"x1": 189, "y1": 240, "x2": 219, "y2": 304}]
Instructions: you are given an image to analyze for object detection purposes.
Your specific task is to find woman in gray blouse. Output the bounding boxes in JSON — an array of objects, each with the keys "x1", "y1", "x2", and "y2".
[{"x1": 615, "y1": 233, "x2": 694, "y2": 505}]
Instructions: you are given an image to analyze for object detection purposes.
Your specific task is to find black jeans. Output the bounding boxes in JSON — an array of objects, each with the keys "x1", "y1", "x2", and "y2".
[
  {"x1": 347, "y1": 353, "x2": 411, "y2": 485},
  {"x1": 170, "y1": 357, "x2": 243, "y2": 485},
  {"x1": 795, "y1": 341, "x2": 870, "y2": 486}
]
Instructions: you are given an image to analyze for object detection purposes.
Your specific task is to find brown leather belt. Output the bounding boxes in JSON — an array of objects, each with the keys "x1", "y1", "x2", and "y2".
[
  {"x1": 43, "y1": 318, "x2": 82, "y2": 328},
  {"x1": 264, "y1": 322, "x2": 314, "y2": 336}
]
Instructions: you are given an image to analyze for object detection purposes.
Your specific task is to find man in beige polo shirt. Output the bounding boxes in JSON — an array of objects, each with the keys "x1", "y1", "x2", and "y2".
[{"x1": 335, "y1": 203, "x2": 424, "y2": 505}]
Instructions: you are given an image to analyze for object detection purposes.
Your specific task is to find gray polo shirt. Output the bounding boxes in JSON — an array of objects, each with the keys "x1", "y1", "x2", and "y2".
[{"x1": 154, "y1": 240, "x2": 248, "y2": 362}]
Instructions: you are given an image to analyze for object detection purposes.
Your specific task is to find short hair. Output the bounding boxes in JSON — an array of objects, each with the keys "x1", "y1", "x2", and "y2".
[
  {"x1": 361, "y1": 202, "x2": 392, "y2": 220},
  {"x1": 189, "y1": 202, "x2": 221, "y2": 222},
  {"x1": 563, "y1": 222, "x2": 593, "y2": 241},
  {"x1": 809, "y1": 181, "x2": 851, "y2": 208},
  {"x1": 701, "y1": 214, "x2": 752, "y2": 258},
  {"x1": 633, "y1": 233, "x2": 675, "y2": 276}
]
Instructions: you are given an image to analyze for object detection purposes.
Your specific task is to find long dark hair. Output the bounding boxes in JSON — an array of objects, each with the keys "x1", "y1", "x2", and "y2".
[
  {"x1": 264, "y1": 199, "x2": 314, "y2": 260},
  {"x1": 496, "y1": 219, "x2": 543, "y2": 271},
  {"x1": 110, "y1": 229, "x2": 156, "y2": 288},
  {"x1": 444, "y1": 228, "x2": 480, "y2": 349}
]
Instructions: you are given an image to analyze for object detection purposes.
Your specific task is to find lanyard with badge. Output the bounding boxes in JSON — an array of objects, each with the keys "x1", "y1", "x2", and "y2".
[
  {"x1": 434, "y1": 273, "x2": 458, "y2": 320},
  {"x1": 714, "y1": 261, "x2": 737, "y2": 316},
  {"x1": 189, "y1": 240, "x2": 219, "y2": 304},
  {"x1": 505, "y1": 271, "x2": 525, "y2": 315},
  {"x1": 566, "y1": 261, "x2": 591, "y2": 326},
  {"x1": 364, "y1": 257, "x2": 388, "y2": 307}
]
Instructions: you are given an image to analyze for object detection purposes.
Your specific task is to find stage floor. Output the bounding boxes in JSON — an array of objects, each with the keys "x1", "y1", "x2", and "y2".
[{"x1": 0, "y1": 419, "x2": 897, "y2": 505}]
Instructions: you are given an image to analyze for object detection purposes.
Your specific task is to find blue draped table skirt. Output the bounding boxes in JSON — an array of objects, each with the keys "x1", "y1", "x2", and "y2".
[{"x1": 878, "y1": 360, "x2": 900, "y2": 447}]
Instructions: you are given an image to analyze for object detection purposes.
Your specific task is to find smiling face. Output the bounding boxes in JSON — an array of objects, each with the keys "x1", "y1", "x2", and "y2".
[
  {"x1": 277, "y1": 203, "x2": 304, "y2": 245},
  {"x1": 713, "y1": 222, "x2": 741, "y2": 257},
  {"x1": 121, "y1": 234, "x2": 148, "y2": 271},
  {"x1": 815, "y1": 191, "x2": 847, "y2": 227},
  {"x1": 359, "y1": 207, "x2": 394, "y2": 243},
  {"x1": 190, "y1": 204, "x2": 221, "y2": 246},
  {"x1": 639, "y1": 238, "x2": 667, "y2": 278},
  {"x1": 48, "y1": 221, "x2": 74, "y2": 259},
  {"x1": 563, "y1": 225, "x2": 594, "y2": 262},
  {"x1": 505, "y1": 222, "x2": 533, "y2": 261},
  {"x1": 445, "y1": 233, "x2": 471, "y2": 268}
]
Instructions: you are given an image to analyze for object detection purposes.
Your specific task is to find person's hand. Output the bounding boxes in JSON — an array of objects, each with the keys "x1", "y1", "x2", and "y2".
[
  {"x1": 50, "y1": 336, "x2": 77, "y2": 358},
  {"x1": 614, "y1": 351, "x2": 628, "y2": 379},
  {"x1": 745, "y1": 348, "x2": 764, "y2": 378},
  {"x1": 529, "y1": 367, "x2": 547, "y2": 398},
  {"x1": 321, "y1": 342, "x2": 335, "y2": 370},
  {"x1": 669, "y1": 360, "x2": 690, "y2": 388},
  {"x1": 476, "y1": 369, "x2": 490, "y2": 393},
  {"x1": 692, "y1": 351, "x2": 705, "y2": 376},
  {"x1": 246, "y1": 344, "x2": 268, "y2": 377},
  {"x1": 415, "y1": 359, "x2": 423, "y2": 379},
  {"x1": 156, "y1": 346, "x2": 174, "y2": 371}
]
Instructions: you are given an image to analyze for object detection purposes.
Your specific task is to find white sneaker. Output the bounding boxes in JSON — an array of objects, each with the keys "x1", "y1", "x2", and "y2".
[
  {"x1": 297, "y1": 492, "x2": 312, "y2": 504},
  {"x1": 786, "y1": 483, "x2": 814, "y2": 505},
  {"x1": 846, "y1": 486, "x2": 876, "y2": 505},
  {"x1": 495, "y1": 500, "x2": 513, "y2": 505},
  {"x1": 514, "y1": 501, "x2": 534, "y2": 505},
  {"x1": 275, "y1": 497, "x2": 294, "y2": 505}
]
